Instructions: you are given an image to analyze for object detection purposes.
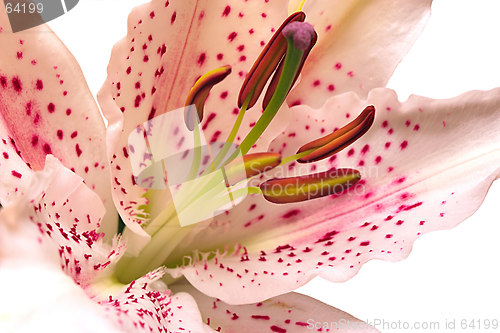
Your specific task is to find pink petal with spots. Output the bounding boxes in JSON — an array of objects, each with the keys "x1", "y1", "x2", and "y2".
[
  {"x1": 0, "y1": 2, "x2": 116, "y2": 237},
  {"x1": 0, "y1": 160, "x2": 213, "y2": 333},
  {"x1": 8, "y1": 155, "x2": 124, "y2": 287},
  {"x1": 0, "y1": 162, "x2": 122, "y2": 332},
  {"x1": 98, "y1": 0, "x2": 291, "y2": 239},
  {"x1": 100, "y1": 269, "x2": 215, "y2": 333},
  {"x1": 173, "y1": 282, "x2": 379, "y2": 333},
  {"x1": 169, "y1": 88, "x2": 500, "y2": 304},
  {"x1": 287, "y1": 0, "x2": 431, "y2": 108}
]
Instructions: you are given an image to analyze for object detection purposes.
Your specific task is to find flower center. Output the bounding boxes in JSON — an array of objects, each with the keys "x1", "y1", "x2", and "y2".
[{"x1": 114, "y1": 12, "x2": 375, "y2": 284}]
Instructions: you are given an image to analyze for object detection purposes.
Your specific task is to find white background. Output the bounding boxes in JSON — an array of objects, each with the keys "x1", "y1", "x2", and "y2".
[{"x1": 49, "y1": 1, "x2": 500, "y2": 332}]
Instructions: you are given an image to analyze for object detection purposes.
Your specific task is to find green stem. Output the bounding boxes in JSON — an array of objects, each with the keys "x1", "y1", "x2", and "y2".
[
  {"x1": 187, "y1": 123, "x2": 202, "y2": 181},
  {"x1": 280, "y1": 148, "x2": 315, "y2": 165},
  {"x1": 229, "y1": 39, "x2": 305, "y2": 160},
  {"x1": 208, "y1": 95, "x2": 251, "y2": 173}
]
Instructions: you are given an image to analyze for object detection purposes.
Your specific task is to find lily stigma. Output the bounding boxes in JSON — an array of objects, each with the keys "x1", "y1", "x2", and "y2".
[
  {"x1": 114, "y1": 12, "x2": 376, "y2": 284},
  {"x1": 1, "y1": 0, "x2": 500, "y2": 332}
]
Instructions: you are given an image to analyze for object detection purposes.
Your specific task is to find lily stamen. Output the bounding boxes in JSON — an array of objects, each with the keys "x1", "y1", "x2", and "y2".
[
  {"x1": 260, "y1": 168, "x2": 361, "y2": 204},
  {"x1": 236, "y1": 19, "x2": 318, "y2": 156},
  {"x1": 297, "y1": 105, "x2": 376, "y2": 163},
  {"x1": 224, "y1": 152, "x2": 282, "y2": 185},
  {"x1": 238, "y1": 12, "x2": 306, "y2": 109},
  {"x1": 184, "y1": 65, "x2": 232, "y2": 130}
]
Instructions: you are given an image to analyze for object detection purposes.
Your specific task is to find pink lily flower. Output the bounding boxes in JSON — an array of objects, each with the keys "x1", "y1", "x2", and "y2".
[{"x1": 1, "y1": 0, "x2": 499, "y2": 332}]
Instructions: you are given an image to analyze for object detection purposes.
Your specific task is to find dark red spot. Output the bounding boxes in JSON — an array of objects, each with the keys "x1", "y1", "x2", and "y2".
[
  {"x1": 16, "y1": 52, "x2": 23, "y2": 59},
  {"x1": 149, "y1": 11, "x2": 155, "y2": 18},
  {"x1": 12, "y1": 77, "x2": 22, "y2": 92},
  {"x1": 400, "y1": 140, "x2": 408, "y2": 149},
  {"x1": 282, "y1": 209, "x2": 300, "y2": 219},
  {"x1": 126, "y1": 67, "x2": 132, "y2": 75},
  {"x1": 57, "y1": 130, "x2": 63, "y2": 140},
  {"x1": 313, "y1": 80, "x2": 320, "y2": 87},
  {"x1": 217, "y1": 53, "x2": 224, "y2": 60},
  {"x1": 11, "y1": 170, "x2": 22, "y2": 178},
  {"x1": 25, "y1": 102, "x2": 32, "y2": 115},
  {"x1": 252, "y1": 315, "x2": 270, "y2": 320},
  {"x1": 43, "y1": 143, "x2": 52, "y2": 154},
  {"x1": 220, "y1": 91, "x2": 228, "y2": 99},
  {"x1": 148, "y1": 107, "x2": 156, "y2": 120},
  {"x1": 327, "y1": 84, "x2": 335, "y2": 91},
  {"x1": 48, "y1": 103, "x2": 55, "y2": 113},
  {"x1": 197, "y1": 53, "x2": 206, "y2": 66},
  {"x1": 2, "y1": 152, "x2": 8, "y2": 159},
  {"x1": 36, "y1": 79, "x2": 43, "y2": 90},
  {"x1": 134, "y1": 95, "x2": 142, "y2": 108},
  {"x1": 171, "y1": 11, "x2": 177, "y2": 24},
  {"x1": 361, "y1": 144, "x2": 370, "y2": 155},
  {"x1": 360, "y1": 241, "x2": 370, "y2": 246},
  {"x1": 222, "y1": 5, "x2": 231, "y2": 16},
  {"x1": 347, "y1": 148, "x2": 355, "y2": 157},
  {"x1": 0, "y1": 76, "x2": 7, "y2": 88},
  {"x1": 70, "y1": 131, "x2": 78, "y2": 139},
  {"x1": 228, "y1": 32, "x2": 238, "y2": 42},
  {"x1": 75, "y1": 144, "x2": 82, "y2": 157},
  {"x1": 270, "y1": 326, "x2": 286, "y2": 333},
  {"x1": 143, "y1": 55, "x2": 149, "y2": 62},
  {"x1": 382, "y1": 120, "x2": 388, "y2": 128},
  {"x1": 135, "y1": 82, "x2": 141, "y2": 89},
  {"x1": 123, "y1": 147, "x2": 129, "y2": 158},
  {"x1": 375, "y1": 156, "x2": 382, "y2": 164},
  {"x1": 202, "y1": 112, "x2": 216, "y2": 130},
  {"x1": 31, "y1": 135, "x2": 39, "y2": 146},
  {"x1": 210, "y1": 131, "x2": 221, "y2": 143},
  {"x1": 396, "y1": 177, "x2": 406, "y2": 184},
  {"x1": 335, "y1": 62, "x2": 342, "y2": 70},
  {"x1": 403, "y1": 202, "x2": 423, "y2": 211}
]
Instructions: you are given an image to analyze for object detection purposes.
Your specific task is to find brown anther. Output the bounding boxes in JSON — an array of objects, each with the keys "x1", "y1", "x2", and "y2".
[
  {"x1": 238, "y1": 12, "x2": 306, "y2": 109},
  {"x1": 260, "y1": 168, "x2": 361, "y2": 204},
  {"x1": 185, "y1": 65, "x2": 232, "y2": 130},
  {"x1": 297, "y1": 106, "x2": 375, "y2": 163}
]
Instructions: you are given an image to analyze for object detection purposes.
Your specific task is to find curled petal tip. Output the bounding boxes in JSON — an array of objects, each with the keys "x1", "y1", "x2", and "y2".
[
  {"x1": 297, "y1": 105, "x2": 376, "y2": 163},
  {"x1": 260, "y1": 168, "x2": 361, "y2": 204}
]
